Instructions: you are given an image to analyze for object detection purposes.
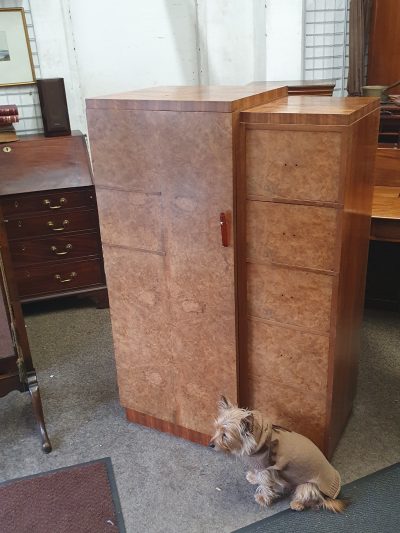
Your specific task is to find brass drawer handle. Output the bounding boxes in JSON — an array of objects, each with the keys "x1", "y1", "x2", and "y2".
[
  {"x1": 54, "y1": 271, "x2": 77, "y2": 283},
  {"x1": 43, "y1": 197, "x2": 67, "y2": 209},
  {"x1": 50, "y1": 243, "x2": 72, "y2": 256},
  {"x1": 47, "y1": 219, "x2": 69, "y2": 231}
]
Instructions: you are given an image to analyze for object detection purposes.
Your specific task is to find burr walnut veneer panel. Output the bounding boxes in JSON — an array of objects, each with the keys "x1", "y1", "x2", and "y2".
[
  {"x1": 86, "y1": 88, "x2": 284, "y2": 439},
  {"x1": 247, "y1": 201, "x2": 339, "y2": 271},
  {"x1": 87, "y1": 87, "x2": 379, "y2": 455},
  {"x1": 241, "y1": 97, "x2": 380, "y2": 456},
  {"x1": 246, "y1": 129, "x2": 342, "y2": 203}
]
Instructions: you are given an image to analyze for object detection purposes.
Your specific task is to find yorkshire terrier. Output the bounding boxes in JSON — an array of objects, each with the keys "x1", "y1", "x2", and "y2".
[{"x1": 209, "y1": 397, "x2": 347, "y2": 513}]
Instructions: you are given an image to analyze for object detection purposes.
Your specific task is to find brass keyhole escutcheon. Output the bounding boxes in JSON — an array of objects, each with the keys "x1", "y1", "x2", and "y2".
[{"x1": 2, "y1": 146, "x2": 12, "y2": 153}]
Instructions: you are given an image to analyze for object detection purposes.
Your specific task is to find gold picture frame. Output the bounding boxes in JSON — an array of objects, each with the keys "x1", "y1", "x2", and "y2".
[{"x1": 0, "y1": 7, "x2": 36, "y2": 87}]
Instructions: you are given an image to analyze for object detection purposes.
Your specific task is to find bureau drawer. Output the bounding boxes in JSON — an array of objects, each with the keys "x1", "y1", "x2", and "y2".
[
  {"x1": 246, "y1": 129, "x2": 342, "y2": 203},
  {"x1": 5, "y1": 209, "x2": 98, "y2": 239},
  {"x1": 1, "y1": 189, "x2": 95, "y2": 217},
  {"x1": 16, "y1": 259, "x2": 104, "y2": 298},
  {"x1": 9, "y1": 232, "x2": 101, "y2": 266}
]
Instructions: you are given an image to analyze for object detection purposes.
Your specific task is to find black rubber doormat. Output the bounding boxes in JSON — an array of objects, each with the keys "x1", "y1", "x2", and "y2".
[
  {"x1": 233, "y1": 462, "x2": 400, "y2": 533},
  {"x1": 0, "y1": 457, "x2": 125, "y2": 533}
]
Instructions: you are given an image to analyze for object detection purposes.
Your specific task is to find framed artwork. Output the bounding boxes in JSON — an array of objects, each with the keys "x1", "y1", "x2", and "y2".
[{"x1": 0, "y1": 8, "x2": 35, "y2": 87}]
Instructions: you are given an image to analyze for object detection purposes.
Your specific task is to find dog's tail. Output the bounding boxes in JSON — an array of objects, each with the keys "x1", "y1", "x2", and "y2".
[{"x1": 322, "y1": 496, "x2": 349, "y2": 513}]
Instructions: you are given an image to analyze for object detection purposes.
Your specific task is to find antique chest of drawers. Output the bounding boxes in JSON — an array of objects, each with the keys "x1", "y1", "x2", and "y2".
[{"x1": 0, "y1": 132, "x2": 107, "y2": 305}]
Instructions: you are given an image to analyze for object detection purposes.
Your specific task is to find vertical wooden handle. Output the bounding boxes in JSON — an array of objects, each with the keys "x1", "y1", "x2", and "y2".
[{"x1": 220, "y1": 212, "x2": 228, "y2": 247}]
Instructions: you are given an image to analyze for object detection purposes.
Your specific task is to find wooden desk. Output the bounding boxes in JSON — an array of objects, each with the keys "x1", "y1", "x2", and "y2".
[
  {"x1": 371, "y1": 186, "x2": 400, "y2": 242},
  {"x1": 365, "y1": 146, "x2": 400, "y2": 309},
  {"x1": 248, "y1": 79, "x2": 336, "y2": 96},
  {"x1": 0, "y1": 132, "x2": 107, "y2": 306}
]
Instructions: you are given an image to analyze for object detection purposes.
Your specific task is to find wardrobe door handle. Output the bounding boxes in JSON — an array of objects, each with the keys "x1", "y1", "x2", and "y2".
[{"x1": 220, "y1": 212, "x2": 229, "y2": 247}]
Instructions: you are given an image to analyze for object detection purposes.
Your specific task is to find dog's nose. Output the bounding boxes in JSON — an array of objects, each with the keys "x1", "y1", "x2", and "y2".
[{"x1": 208, "y1": 441, "x2": 215, "y2": 448}]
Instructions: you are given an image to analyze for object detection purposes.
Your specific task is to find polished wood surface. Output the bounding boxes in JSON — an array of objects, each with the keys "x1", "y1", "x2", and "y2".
[
  {"x1": 9, "y1": 231, "x2": 101, "y2": 266},
  {"x1": 5, "y1": 208, "x2": 98, "y2": 240},
  {"x1": 87, "y1": 87, "x2": 379, "y2": 454},
  {"x1": 248, "y1": 80, "x2": 335, "y2": 96},
  {"x1": 326, "y1": 110, "x2": 380, "y2": 457},
  {"x1": 367, "y1": 0, "x2": 400, "y2": 89},
  {"x1": 370, "y1": 147, "x2": 400, "y2": 242},
  {"x1": 89, "y1": 108, "x2": 239, "y2": 437},
  {"x1": 86, "y1": 84, "x2": 287, "y2": 112},
  {"x1": 239, "y1": 98, "x2": 379, "y2": 455},
  {"x1": 15, "y1": 258, "x2": 104, "y2": 299},
  {"x1": 242, "y1": 96, "x2": 380, "y2": 126},
  {"x1": 372, "y1": 186, "x2": 400, "y2": 219},
  {"x1": 374, "y1": 148, "x2": 400, "y2": 187},
  {"x1": 1, "y1": 188, "x2": 96, "y2": 217},
  {"x1": 125, "y1": 408, "x2": 210, "y2": 446},
  {"x1": 0, "y1": 133, "x2": 107, "y2": 304},
  {"x1": 0, "y1": 132, "x2": 93, "y2": 195}
]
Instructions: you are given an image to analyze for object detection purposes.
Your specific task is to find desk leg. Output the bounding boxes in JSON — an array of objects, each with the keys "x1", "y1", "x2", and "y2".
[{"x1": 27, "y1": 372, "x2": 52, "y2": 453}]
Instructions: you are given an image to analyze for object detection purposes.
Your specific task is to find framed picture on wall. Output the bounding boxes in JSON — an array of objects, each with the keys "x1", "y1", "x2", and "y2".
[{"x1": 0, "y1": 8, "x2": 35, "y2": 87}]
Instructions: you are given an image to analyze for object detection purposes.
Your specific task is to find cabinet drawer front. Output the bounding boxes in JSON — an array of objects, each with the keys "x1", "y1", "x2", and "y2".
[
  {"x1": 247, "y1": 201, "x2": 339, "y2": 271},
  {"x1": 246, "y1": 129, "x2": 342, "y2": 203},
  {"x1": 9, "y1": 232, "x2": 101, "y2": 266},
  {"x1": 247, "y1": 262, "x2": 334, "y2": 332},
  {"x1": 248, "y1": 319, "x2": 329, "y2": 396},
  {"x1": 16, "y1": 259, "x2": 104, "y2": 298},
  {"x1": 5, "y1": 210, "x2": 98, "y2": 239},
  {"x1": 1, "y1": 189, "x2": 95, "y2": 217}
]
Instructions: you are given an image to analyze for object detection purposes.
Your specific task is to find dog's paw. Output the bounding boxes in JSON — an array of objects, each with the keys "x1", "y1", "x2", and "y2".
[
  {"x1": 255, "y1": 493, "x2": 273, "y2": 507},
  {"x1": 246, "y1": 471, "x2": 258, "y2": 485},
  {"x1": 290, "y1": 500, "x2": 305, "y2": 512}
]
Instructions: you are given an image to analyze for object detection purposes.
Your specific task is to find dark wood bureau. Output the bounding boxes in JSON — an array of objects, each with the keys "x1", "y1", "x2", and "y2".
[{"x1": 0, "y1": 132, "x2": 107, "y2": 305}]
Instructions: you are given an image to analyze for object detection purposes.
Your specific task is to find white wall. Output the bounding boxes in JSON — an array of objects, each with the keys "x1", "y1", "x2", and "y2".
[
  {"x1": 68, "y1": 0, "x2": 199, "y2": 99},
  {"x1": 30, "y1": 0, "x2": 86, "y2": 132},
  {"x1": 265, "y1": 0, "x2": 304, "y2": 81},
  {"x1": 29, "y1": 0, "x2": 304, "y2": 133}
]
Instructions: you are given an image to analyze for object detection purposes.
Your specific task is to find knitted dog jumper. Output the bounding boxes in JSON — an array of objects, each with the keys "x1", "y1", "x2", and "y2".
[{"x1": 247, "y1": 411, "x2": 341, "y2": 499}]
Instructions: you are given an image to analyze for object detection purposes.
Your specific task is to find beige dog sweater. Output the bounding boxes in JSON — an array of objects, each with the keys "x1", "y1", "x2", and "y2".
[{"x1": 247, "y1": 411, "x2": 341, "y2": 499}]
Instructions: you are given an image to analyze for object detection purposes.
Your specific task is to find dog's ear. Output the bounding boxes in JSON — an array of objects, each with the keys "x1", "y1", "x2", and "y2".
[
  {"x1": 241, "y1": 413, "x2": 254, "y2": 435},
  {"x1": 218, "y1": 395, "x2": 232, "y2": 411}
]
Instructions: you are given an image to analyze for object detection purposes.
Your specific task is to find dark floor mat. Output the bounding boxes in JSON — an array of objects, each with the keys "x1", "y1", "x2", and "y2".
[
  {"x1": 0, "y1": 457, "x2": 125, "y2": 533},
  {"x1": 233, "y1": 462, "x2": 400, "y2": 533}
]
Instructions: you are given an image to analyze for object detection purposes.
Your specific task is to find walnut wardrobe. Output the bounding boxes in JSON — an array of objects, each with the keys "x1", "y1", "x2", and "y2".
[{"x1": 87, "y1": 85, "x2": 379, "y2": 457}]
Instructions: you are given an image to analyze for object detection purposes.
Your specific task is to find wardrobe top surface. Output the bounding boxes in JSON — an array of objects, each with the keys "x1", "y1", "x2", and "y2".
[
  {"x1": 86, "y1": 84, "x2": 288, "y2": 113},
  {"x1": 241, "y1": 95, "x2": 380, "y2": 125}
]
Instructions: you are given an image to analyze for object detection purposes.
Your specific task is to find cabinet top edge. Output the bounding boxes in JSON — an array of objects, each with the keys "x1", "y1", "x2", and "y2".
[
  {"x1": 85, "y1": 84, "x2": 288, "y2": 112},
  {"x1": 241, "y1": 96, "x2": 381, "y2": 125}
]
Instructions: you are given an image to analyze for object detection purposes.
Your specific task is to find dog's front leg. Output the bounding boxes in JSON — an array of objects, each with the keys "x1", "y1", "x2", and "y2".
[{"x1": 252, "y1": 470, "x2": 278, "y2": 507}]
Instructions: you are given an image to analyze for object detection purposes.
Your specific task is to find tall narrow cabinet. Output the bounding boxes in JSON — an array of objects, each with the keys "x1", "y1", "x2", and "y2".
[{"x1": 87, "y1": 86, "x2": 379, "y2": 456}]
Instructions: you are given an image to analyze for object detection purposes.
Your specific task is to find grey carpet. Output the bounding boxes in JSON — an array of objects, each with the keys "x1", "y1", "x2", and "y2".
[
  {"x1": 0, "y1": 301, "x2": 399, "y2": 533},
  {"x1": 233, "y1": 463, "x2": 400, "y2": 533}
]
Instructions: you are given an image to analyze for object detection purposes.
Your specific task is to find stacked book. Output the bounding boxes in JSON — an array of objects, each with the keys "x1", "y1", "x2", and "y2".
[{"x1": 0, "y1": 104, "x2": 19, "y2": 143}]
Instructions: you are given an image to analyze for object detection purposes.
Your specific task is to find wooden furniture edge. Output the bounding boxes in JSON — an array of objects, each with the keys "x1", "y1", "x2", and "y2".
[
  {"x1": 125, "y1": 408, "x2": 211, "y2": 446},
  {"x1": 86, "y1": 86, "x2": 288, "y2": 113}
]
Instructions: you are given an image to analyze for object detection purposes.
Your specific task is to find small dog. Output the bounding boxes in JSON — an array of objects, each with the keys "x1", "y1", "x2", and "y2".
[{"x1": 209, "y1": 397, "x2": 347, "y2": 513}]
